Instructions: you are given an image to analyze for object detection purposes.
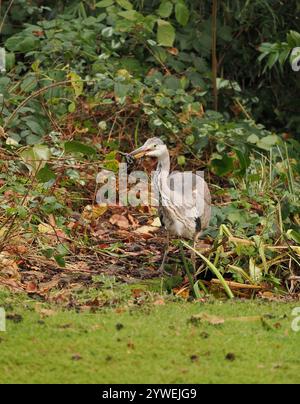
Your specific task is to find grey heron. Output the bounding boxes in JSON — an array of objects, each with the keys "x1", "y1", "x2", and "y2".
[{"x1": 129, "y1": 138, "x2": 212, "y2": 272}]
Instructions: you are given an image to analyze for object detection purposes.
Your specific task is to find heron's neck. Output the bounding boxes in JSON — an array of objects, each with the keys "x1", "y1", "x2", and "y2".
[{"x1": 156, "y1": 152, "x2": 170, "y2": 194}]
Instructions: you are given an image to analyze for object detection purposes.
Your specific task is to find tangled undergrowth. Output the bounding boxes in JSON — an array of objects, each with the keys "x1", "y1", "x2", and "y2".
[
  {"x1": 0, "y1": 115, "x2": 300, "y2": 306},
  {"x1": 0, "y1": 0, "x2": 300, "y2": 306}
]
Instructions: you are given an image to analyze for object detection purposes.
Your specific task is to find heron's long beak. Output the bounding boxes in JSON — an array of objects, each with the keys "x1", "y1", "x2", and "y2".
[{"x1": 129, "y1": 145, "x2": 150, "y2": 159}]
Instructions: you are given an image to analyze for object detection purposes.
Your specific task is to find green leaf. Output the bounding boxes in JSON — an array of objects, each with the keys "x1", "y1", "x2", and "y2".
[
  {"x1": 116, "y1": 0, "x2": 133, "y2": 10},
  {"x1": 20, "y1": 145, "x2": 51, "y2": 173},
  {"x1": 57, "y1": 244, "x2": 69, "y2": 256},
  {"x1": 287, "y1": 229, "x2": 300, "y2": 244},
  {"x1": 54, "y1": 255, "x2": 66, "y2": 268},
  {"x1": 247, "y1": 134, "x2": 259, "y2": 144},
  {"x1": 68, "y1": 72, "x2": 83, "y2": 98},
  {"x1": 157, "y1": 1, "x2": 173, "y2": 18},
  {"x1": 68, "y1": 102, "x2": 76, "y2": 113},
  {"x1": 118, "y1": 10, "x2": 140, "y2": 20},
  {"x1": 261, "y1": 134, "x2": 279, "y2": 145},
  {"x1": 26, "y1": 120, "x2": 44, "y2": 136},
  {"x1": 257, "y1": 134, "x2": 279, "y2": 150},
  {"x1": 26, "y1": 134, "x2": 41, "y2": 145},
  {"x1": 33, "y1": 144, "x2": 51, "y2": 161},
  {"x1": 157, "y1": 19, "x2": 175, "y2": 47},
  {"x1": 267, "y1": 53, "x2": 279, "y2": 69},
  {"x1": 37, "y1": 164, "x2": 56, "y2": 183},
  {"x1": 177, "y1": 155, "x2": 186, "y2": 166},
  {"x1": 288, "y1": 30, "x2": 300, "y2": 47},
  {"x1": 6, "y1": 35, "x2": 39, "y2": 52},
  {"x1": 114, "y1": 82, "x2": 130, "y2": 98},
  {"x1": 175, "y1": 1, "x2": 190, "y2": 26},
  {"x1": 235, "y1": 149, "x2": 250, "y2": 175},
  {"x1": 210, "y1": 154, "x2": 234, "y2": 177},
  {"x1": 96, "y1": 0, "x2": 114, "y2": 7},
  {"x1": 5, "y1": 52, "x2": 15, "y2": 70},
  {"x1": 64, "y1": 141, "x2": 97, "y2": 156}
]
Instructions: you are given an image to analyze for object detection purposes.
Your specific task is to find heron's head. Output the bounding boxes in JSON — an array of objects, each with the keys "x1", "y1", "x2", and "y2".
[{"x1": 129, "y1": 138, "x2": 168, "y2": 159}]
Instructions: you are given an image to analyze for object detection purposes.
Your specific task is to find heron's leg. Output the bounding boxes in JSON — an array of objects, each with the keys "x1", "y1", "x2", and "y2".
[
  {"x1": 159, "y1": 232, "x2": 170, "y2": 274},
  {"x1": 191, "y1": 232, "x2": 200, "y2": 271}
]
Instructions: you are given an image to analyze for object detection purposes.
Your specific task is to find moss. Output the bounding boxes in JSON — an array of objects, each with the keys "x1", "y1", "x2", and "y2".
[{"x1": 0, "y1": 290, "x2": 299, "y2": 384}]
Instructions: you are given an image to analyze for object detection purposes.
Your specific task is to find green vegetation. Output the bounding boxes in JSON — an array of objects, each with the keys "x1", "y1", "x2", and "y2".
[
  {"x1": 0, "y1": 0, "x2": 299, "y2": 384},
  {"x1": 1, "y1": 290, "x2": 300, "y2": 384},
  {"x1": 0, "y1": 0, "x2": 299, "y2": 298}
]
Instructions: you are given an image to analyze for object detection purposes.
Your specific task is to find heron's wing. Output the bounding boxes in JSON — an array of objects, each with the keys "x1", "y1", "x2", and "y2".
[{"x1": 168, "y1": 172, "x2": 211, "y2": 227}]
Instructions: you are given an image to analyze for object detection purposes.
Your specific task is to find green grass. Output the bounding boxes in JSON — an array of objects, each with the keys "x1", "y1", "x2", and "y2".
[{"x1": 0, "y1": 290, "x2": 300, "y2": 384}]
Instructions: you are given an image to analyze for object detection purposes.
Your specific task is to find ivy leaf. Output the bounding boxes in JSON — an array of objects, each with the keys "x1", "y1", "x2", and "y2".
[
  {"x1": 64, "y1": 141, "x2": 97, "y2": 156},
  {"x1": 157, "y1": 1, "x2": 173, "y2": 18},
  {"x1": 157, "y1": 19, "x2": 175, "y2": 47},
  {"x1": 175, "y1": 0, "x2": 190, "y2": 26}
]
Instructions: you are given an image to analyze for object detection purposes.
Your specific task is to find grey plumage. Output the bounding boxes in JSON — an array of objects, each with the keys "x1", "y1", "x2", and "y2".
[{"x1": 130, "y1": 138, "x2": 212, "y2": 271}]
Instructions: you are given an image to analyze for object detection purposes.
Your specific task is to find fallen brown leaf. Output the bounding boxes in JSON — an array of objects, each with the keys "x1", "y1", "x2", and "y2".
[{"x1": 109, "y1": 214, "x2": 130, "y2": 229}]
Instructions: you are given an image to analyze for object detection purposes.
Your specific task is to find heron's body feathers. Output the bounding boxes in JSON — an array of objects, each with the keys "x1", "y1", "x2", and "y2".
[{"x1": 130, "y1": 138, "x2": 212, "y2": 241}]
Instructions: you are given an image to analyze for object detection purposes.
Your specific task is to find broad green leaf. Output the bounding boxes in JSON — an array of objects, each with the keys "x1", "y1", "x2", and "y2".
[
  {"x1": 114, "y1": 82, "x2": 130, "y2": 98},
  {"x1": 5, "y1": 52, "x2": 15, "y2": 70},
  {"x1": 33, "y1": 144, "x2": 51, "y2": 161},
  {"x1": 257, "y1": 134, "x2": 280, "y2": 150},
  {"x1": 287, "y1": 229, "x2": 300, "y2": 244},
  {"x1": 20, "y1": 36, "x2": 39, "y2": 53},
  {"x1": 157, "y1": 19, "x2": 175, "y2": 47},
  {"x1": 288, "y1": 30, "x2": 300, "y2": 47},
  {"x1": 64, "y1": 141, "x2": 97, "y2": 156},
  {"x1": 210, "y1": 154, "x2": 234, "y2": 176},
  {"x1": 37, "y1": 164, "x2": 56, "y2": 183},
  {"x1": 5, "y1": 36, "x2": 20, "y2": 51},
  {"x1": 26, "y1": 134, "x2": 41, "y2": 145},
  {"x1": 26, "y1": 121, "x2": 44, "y2": 136},
  {"x1": 116, "y1": 0, "x2": 133, "y2": 10},
  {"x1": 6, "y1": 35, "x2": 39, "y2": 52},
  {"x1": 118, "y1": 10, "x2": 140, "y2": 20},
  {"x1": 57, "y1": 244, "x2": 69, "y2": 256},
  {"x1": 68, "y1": 72, "x2": 83, "y2": 98},
  {"x1": 55, "y1": 255, "x2": 66, "y2": 268},
  {"x1": 261, "y1": 134, "x2": 279, "y2": 145},
  {"x1": 235, "y1": 149, "x2": 250, "y2": 175},
  {"x1": 68, "y1": 101, "x2": 76, "y2": 113},
  {"x1": 157, "y1": 1, "x2": 173, "y2": 18},
  {"x1": 267, "y1": 53, "x2": 279, "y2": 69},
  {"x1": 247, "y1": 134, "x2": 259, "y2": 144},
  {"x1": 175, "y1": 1, "x2": 190, "y2": 26},
  {"x1": 177, "y1": 155, "x2": 186, "y2": 166},
  {"x1": 96, "y1": 0, "x2": 114, "y2": 7},
  {"x1": 20, "y1": 145, "x2": 51, "y2": 173}
]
